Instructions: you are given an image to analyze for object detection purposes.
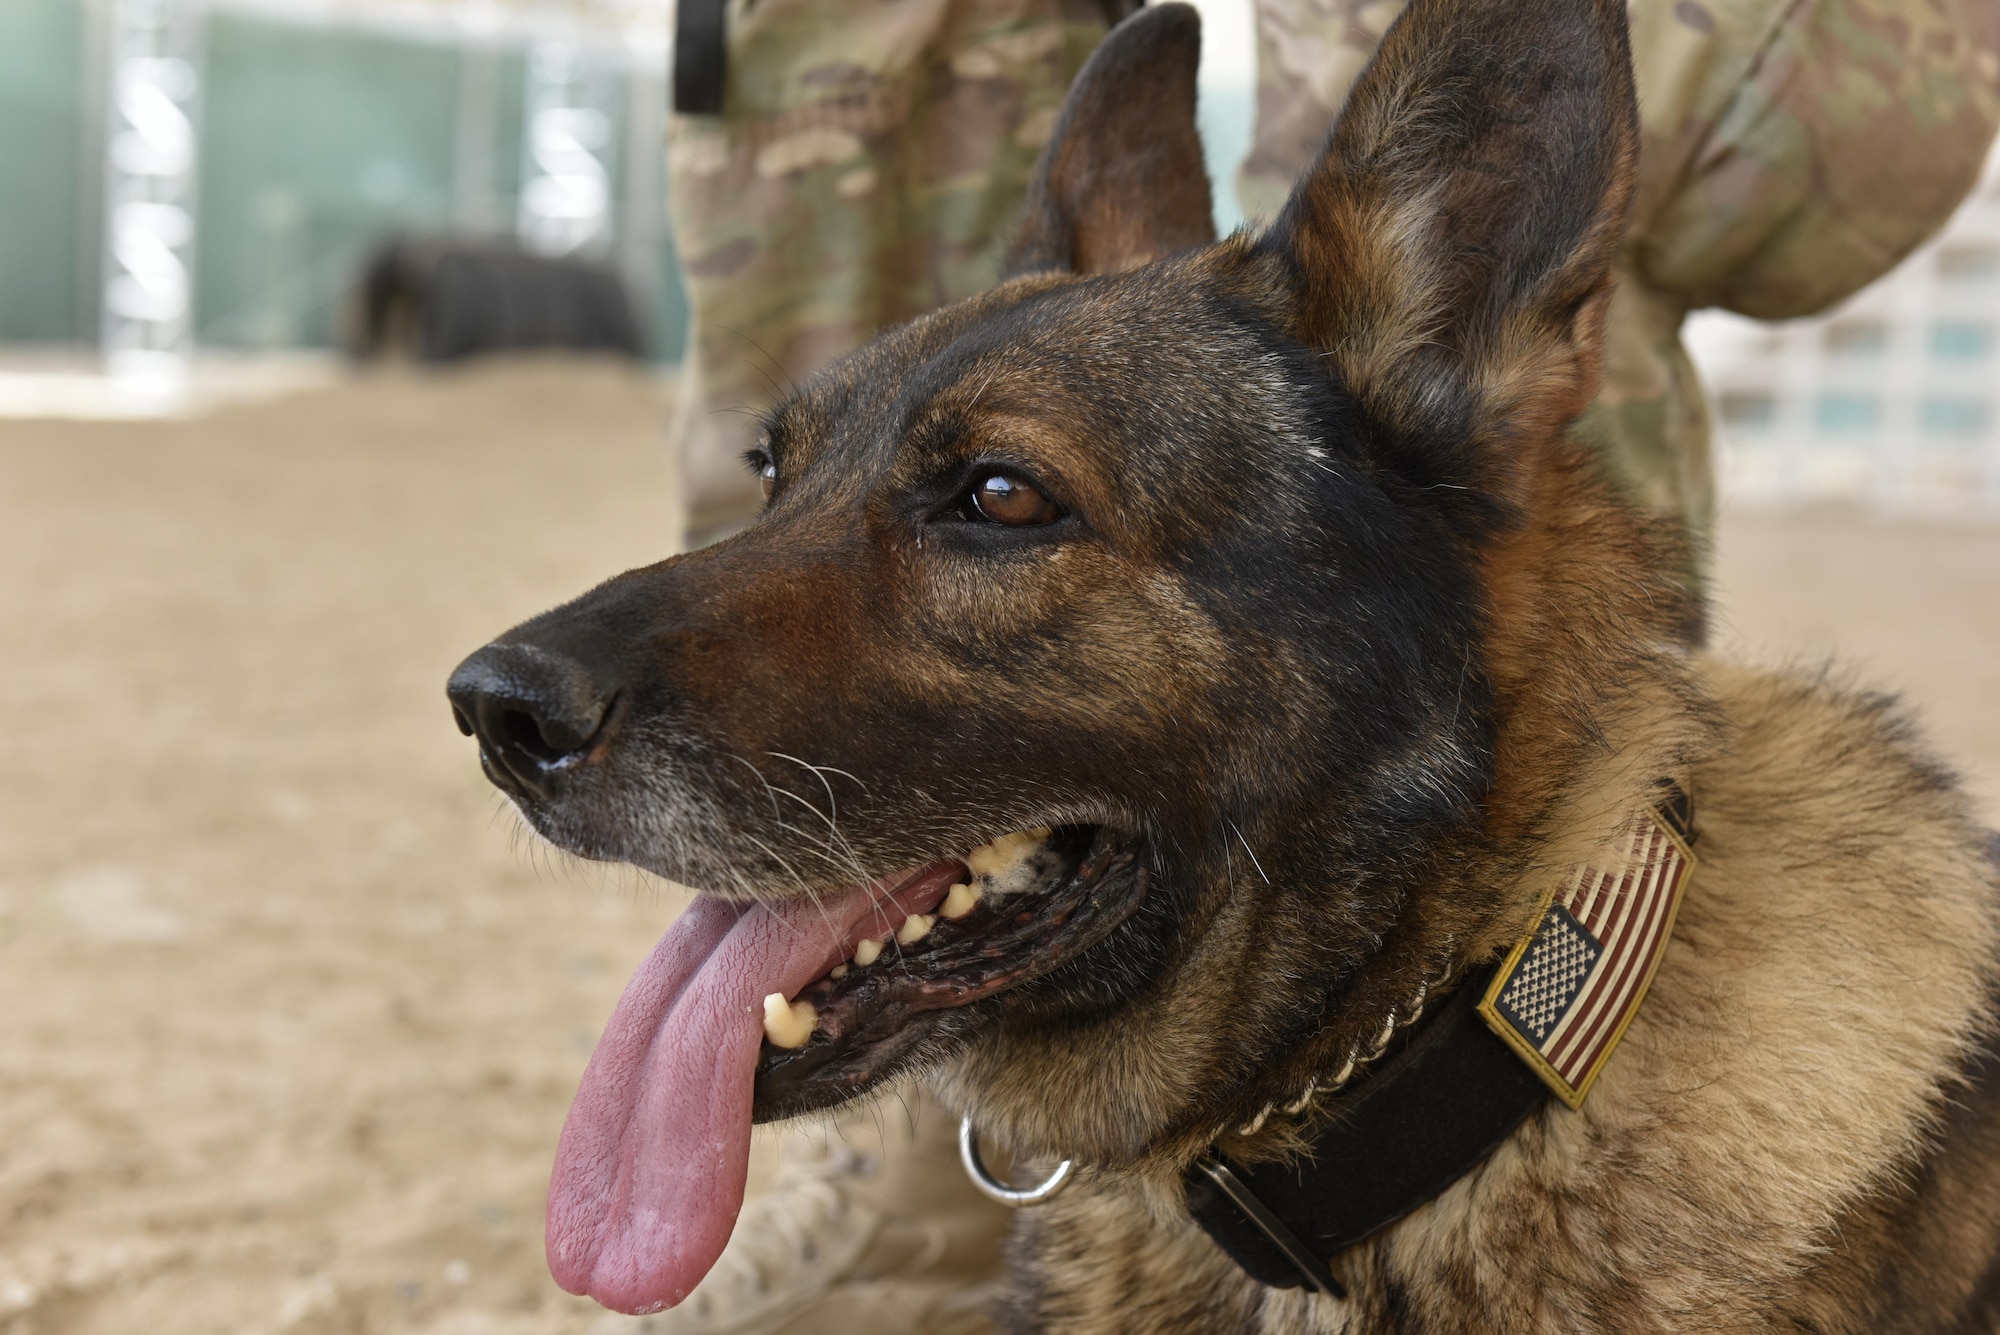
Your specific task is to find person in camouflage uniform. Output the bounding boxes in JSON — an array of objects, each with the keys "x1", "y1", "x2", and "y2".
[{"x1": 653, "y1": 1, "x2": 2000, "y2": 1330}]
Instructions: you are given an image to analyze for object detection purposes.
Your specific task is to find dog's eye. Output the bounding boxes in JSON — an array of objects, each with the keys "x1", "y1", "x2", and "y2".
[
  {"x1": 747, "y1": 434, "x2": 777, "y2": 501},
  {"x1": 968, "y1": 473, "x2": 1062, "y2": 526}
]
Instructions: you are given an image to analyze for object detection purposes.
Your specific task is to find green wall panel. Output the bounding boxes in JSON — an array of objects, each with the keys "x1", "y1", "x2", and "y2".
[
  {"x1": 194, "y1": 15, "x2": 460, "y2": 350},
  {"x1": 0, "y1": 0, "x2": 87, "y2": 342}
]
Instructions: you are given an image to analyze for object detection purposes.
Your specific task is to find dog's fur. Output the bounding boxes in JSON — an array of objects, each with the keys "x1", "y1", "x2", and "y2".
[{"x1": 462, "y1": 0, "x2": 2000, "y2": 1327}]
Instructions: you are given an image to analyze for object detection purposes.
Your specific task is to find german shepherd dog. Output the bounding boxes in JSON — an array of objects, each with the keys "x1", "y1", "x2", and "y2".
[{"x1": 446, "y1": 0, "x2": 2000, "y2": 1327}]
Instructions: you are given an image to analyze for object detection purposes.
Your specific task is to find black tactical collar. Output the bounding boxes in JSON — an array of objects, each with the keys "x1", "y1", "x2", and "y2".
[{"x1": 1183, "y1": 784, "x2": 1696, "y2": 1296}]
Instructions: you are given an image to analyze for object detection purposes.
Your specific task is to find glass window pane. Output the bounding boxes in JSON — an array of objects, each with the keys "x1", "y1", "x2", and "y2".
[
  {"x1": 1813, "y1": 393, "x2": 1881, "y2": 435},
  {"x1": 1928, "y1": 321, "x2": 1993, "y2": 361},
  {"x1": 1920, "y1": 396, "x2": 1989, "y2": 437}
]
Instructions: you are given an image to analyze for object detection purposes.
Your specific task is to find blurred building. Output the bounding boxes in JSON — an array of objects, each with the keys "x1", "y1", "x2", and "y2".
[
  {"x1": 0, "y1": 0, "x2": 687, "y2": 390},
  {"x1": 1688, "y1": 147, "x2": 2000, "y2": 514}
]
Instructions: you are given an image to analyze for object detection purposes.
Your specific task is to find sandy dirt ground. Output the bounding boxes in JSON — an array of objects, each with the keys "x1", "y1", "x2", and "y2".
[{"x1": 1, "y1": 363, "x2": 1996, "y2": 1334}]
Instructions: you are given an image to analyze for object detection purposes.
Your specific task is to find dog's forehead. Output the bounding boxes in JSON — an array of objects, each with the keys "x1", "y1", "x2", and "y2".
[{"x1": 776, "y1": 250, "x2": 1289, "y2": 475}]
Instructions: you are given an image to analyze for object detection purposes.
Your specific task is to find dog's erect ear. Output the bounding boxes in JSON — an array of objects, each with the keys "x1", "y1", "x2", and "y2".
[
  {"x1": 1265, "y1": 0, "x2": 1637, "y2": 499},
  {"x1": 1003, "y1": 3, "x2": 1215, "y2": 279}
]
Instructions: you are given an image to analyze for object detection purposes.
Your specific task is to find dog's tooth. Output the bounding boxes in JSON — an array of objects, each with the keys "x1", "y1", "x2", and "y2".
[
  {"x1": 853, "y1": 937, "x2": 884, "y2": 967},
  {"x1": 895, "y1": 914, "x2": 935, "y2": 946},
  {"x1": 941, "y1": 881, "x2": 981, "y2": 919},
  {"x1": 964, "y1": 838, "x2": 1016, "y2": 877},
  {"x1": 762, "y1": 992, "x2": 816, "y2": 1049},
  {"x1": 966, "y1": 828, "x2": 1056, "y2": 900},
  {"x1": 966, "y1": 829, "x2": 1044, "y2": 877},
  {"x1": 829, "y1": 964, "x2": 849, "y2": 980}
]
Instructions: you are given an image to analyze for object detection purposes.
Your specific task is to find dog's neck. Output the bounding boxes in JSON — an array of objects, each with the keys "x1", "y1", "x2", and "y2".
[{"x1": 1196, "y1": 441, "x2": 1709, "y2": 1165}]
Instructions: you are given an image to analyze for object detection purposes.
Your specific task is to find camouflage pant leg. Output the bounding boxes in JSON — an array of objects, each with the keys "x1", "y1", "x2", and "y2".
[
  {"x1": 1233, "y1": 0, "x2": 1392, "y2": 226},
  {"x1": 671, "y1": 0, "x2": 1113, "y2": 541},
  {"x1": 1240, "y1": 0, "x2": 1999, "y2": 558}
]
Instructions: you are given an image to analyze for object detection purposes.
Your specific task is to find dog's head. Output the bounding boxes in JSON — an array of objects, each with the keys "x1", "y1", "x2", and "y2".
[{"x1": 448, "y1": 0, "x2": 1667, "y2": 1313}]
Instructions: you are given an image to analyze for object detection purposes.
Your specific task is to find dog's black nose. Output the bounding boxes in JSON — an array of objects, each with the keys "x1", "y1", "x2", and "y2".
[{"x1": 447, "y1": 643, "x2": 615, "y2": 795}]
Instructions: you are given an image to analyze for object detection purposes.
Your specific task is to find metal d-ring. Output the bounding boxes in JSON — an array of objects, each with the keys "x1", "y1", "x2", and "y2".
[{"x1": 958, "y1": 1116, "x2": 1074, "y2": 1207}]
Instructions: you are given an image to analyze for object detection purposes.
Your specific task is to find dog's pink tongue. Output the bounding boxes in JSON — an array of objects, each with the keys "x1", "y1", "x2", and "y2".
[{"x1": 545, "y1": 874, "x2": 946, "y2": 1315}]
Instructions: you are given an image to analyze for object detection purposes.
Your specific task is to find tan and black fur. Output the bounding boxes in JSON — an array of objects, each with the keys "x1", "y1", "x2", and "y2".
[{"x1": 447, "y1": 0, "x2": 2000, "y2": 1328}]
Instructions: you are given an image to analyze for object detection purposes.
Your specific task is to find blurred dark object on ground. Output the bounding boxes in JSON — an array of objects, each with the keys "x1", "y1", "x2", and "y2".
[{"x1": 348, "y1": 237, "x2": 646, "y2": 364}]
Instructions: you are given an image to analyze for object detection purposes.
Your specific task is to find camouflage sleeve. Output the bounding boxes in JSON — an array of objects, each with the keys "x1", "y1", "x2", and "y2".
[
  {"x1": 1592, "y1": 0, "x2": 1997, "y2": 545},
  {"x1": 1630, "y1": 0, "x2": 2000, "y2": 320},
  {"x1": 670, "y1": 0, "x2": 1113, "y2": 539},
  {"x1": 1244, "y1": 0, "x2": 2000, "y2": 315}
]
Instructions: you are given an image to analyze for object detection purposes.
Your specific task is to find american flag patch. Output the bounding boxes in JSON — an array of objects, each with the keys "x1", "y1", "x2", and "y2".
[{"x1": 1478, "y1": 799, "x2": 1695, "y2": 1108}]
